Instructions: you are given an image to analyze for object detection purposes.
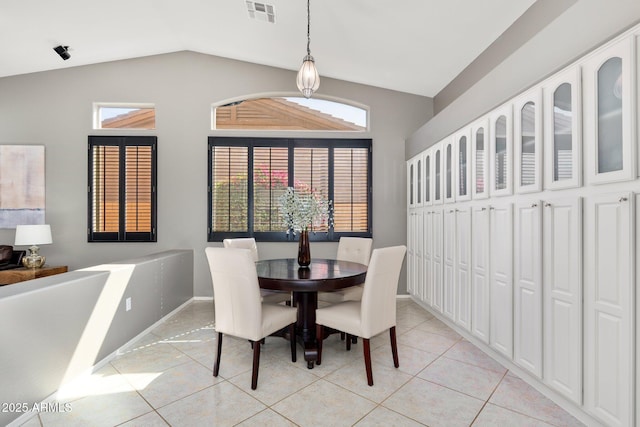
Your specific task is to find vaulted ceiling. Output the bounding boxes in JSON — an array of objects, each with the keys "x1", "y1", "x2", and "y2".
[{"x1": 0, "y1": 0, "x2": 538, "y2": 97}]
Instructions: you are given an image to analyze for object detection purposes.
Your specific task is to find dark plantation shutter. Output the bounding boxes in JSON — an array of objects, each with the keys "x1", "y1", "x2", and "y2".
[
  {"x1": 294, "y1": 146, "x2": 330, "y2": 232},
  {"x1": 253, "y1": 146, "x2": 288, "y2": 232},
  {"x1": 125, "y1": 145, "x2": 153, "y2": 233},
  {"x1": 207, "y1": 137, "x2": 371, "y2": 241},
  {"x1": 211, "y1": 146, "x2": 248, "y2": 232},
  {"x1": 88, "y1": 136, "x2": 156, "y2": 242},
  {"x1": 334, "y1": 147, "x2": 370, "y2": 233},
  {"x1": 92, "y1": 145, "x2": 120, "y2": 234}
]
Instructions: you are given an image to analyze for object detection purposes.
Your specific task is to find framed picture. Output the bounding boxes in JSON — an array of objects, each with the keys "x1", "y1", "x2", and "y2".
[{"x1": 0, "y1": 145, "x2": 45, "y2": 228}]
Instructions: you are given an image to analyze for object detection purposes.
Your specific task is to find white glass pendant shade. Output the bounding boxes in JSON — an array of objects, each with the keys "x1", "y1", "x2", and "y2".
[{"x1": 297, "y1": 54, "x2": 320, "y2": 99}]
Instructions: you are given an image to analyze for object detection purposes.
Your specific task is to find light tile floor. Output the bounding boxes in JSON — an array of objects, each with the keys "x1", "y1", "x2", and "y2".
[{"x1": 24, "y1": 299, "x2": 584, "y2": 427}]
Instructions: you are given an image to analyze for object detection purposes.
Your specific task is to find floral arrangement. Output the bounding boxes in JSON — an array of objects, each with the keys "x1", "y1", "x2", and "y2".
[{"x1": 279, "y1": 187, "x2": 333, "y2": 235}]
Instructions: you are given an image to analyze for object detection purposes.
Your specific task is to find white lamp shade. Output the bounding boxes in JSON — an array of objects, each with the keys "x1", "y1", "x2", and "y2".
[{"x1": 15, "y1": 224, "x2": 53, "y2": 246}]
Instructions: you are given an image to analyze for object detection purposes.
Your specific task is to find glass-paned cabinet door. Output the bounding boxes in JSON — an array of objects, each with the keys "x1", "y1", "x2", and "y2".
[
  {"x1": 424, "y1": 150, "x2": 432, "y2": 206},
  {"x1": 432, "y1": 142, "x2": 444, "y2": 205},
  {"x1": 543, "y1": 66, "x2": 582, "y2": 190},
  {"x1": 471, "y1": 117, "x2": 489, "y2": 199},
  {"x1": 514, "y1": 87, "x2": 543, "y2": 194},
  {"x1": 416, "y1": 156, "x2": 423, "y2": 206},
  {"x1": 444, "y1": 137, "x2": 456, "y2": 204},
  {"x1": 489, "y1": 104, "x2": 513, "y2": 196},
  {"x1": 407, "y1": 156, "x2": 416, "y2": 207},
  {"x1": 455, "y1": 128, "x2": 472, "y2": 201},
  {"x1": 583, "y1": 36, "x2": 635, "y2": 184}
]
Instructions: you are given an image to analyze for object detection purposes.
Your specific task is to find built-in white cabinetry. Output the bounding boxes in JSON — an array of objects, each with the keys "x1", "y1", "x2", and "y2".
[
  {"x1": 543, "y1": 196, "x2": 582, "y2": 404},
  {"x1": 584, "y1": 193, "x2": 634, "y2": 427},
  {"x1": 443, "y1": 205, "x2": 472, "y2": 327},
  {"x1": 406, "y1": 208, "x2": 416, "y2": 297},
  {"x1": 543, "y1": 67, "x2": 582, "y2": 190},
  {"x1": 489, "y1": 201, "x2": 513, "y2": 359},
  {"x1": 423, "y1": 210, "x2": 433, "y2": 306},
  {"x1": 454, "y1": 206, "x2": 471, "y2": 331},
  {"x1": 407, "y1": 24, "x2": 640, "y2": 427},
  {"x1": 514, "y1": 89, "x2": 543, "y2": 194},
  {"x1": 471, "y1": 204, "x2": 490, "y2": 344},
  {"x1": 455, "y1": 130, "x2": 472, "y2": 202},
  {"x1": 471, "y1": 117, "x2": 490, "y2": 200},
  {"x1": 513, "y1": 200, "x2": 542, "y2": 378},
  {"x1": 444, "y1": 137, "x2": 456, "y2": 204},
  {"x1": 442, "y1": 208, "x2": 456, "y2": 320},
  {"x1": 583, "y1": 37, "x2": 636, "y2": 185},
  {"x1": 431, "y1": 207, "x2": 444, "y2": 313},
  {"x1": 489, "y1": 104, "x2": 513, "y2": 197}
]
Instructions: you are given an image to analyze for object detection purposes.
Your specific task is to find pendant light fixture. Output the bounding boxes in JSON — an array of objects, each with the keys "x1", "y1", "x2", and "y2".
[{"x1": 296, "y1": 0, "x2": 319, "y2": 98}]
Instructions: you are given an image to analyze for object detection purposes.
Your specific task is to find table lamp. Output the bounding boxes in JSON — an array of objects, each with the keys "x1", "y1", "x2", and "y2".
[{"x1": 14, "y1": 224, "x2": 52, "y2": 268}]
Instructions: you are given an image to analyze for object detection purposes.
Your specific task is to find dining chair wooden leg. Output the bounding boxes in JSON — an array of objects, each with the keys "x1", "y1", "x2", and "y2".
[
  {"x1": 251, "y1": 339, "x2": 261, "y2": 390},
  {"x1": 213, "y1": 332, "x2": 223, "y2": 377},
  {"x1": 346, "y1": 334, "x2": 352, "y2": 351},
  {"x1": 390, "y1": 326, "x2": 399, "y2": 368},
  {"x1": 363, "y1": 338, "x2": 373, "y2": 386},
  {"x1": 316, "y1": 324, "x2": 323, "y2": 365},
  {"x1": 340, "y1": 332, "x2": 345, "y2": 340},
  {"x1": 289, "y1": 323, "x2": 297, "y2": 362}
]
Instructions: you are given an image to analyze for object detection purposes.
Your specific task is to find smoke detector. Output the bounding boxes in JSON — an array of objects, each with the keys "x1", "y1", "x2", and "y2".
[{"x1": 246, "y1": 1, "x2": 275, "y2": 23}]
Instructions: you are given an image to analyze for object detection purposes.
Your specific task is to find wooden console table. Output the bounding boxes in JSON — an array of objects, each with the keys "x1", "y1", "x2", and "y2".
[{"x1": 0, "y1": 266, "x2": 68, "y2": 286}]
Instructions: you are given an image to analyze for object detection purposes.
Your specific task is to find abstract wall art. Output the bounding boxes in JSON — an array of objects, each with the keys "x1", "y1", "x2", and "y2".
[{"x1": 0, "y1": 145, "x2": 45, "y2": 228}]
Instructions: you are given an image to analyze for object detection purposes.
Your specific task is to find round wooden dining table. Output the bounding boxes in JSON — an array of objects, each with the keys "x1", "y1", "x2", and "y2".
[{"x1": 255, "y1": 258, "x2": 367, "y2": 368}]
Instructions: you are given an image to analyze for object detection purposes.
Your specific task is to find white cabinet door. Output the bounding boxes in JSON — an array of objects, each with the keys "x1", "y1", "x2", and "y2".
[
  {"x1": 490, "y1": 201, "x2": 513, "y2": 358},
  {"x1": 489, "y1": 104, "x2": 513, "y2": 197},
  {"x1": 408, "y1": 158, "x2": 415, "y2": 207},
  {"x1": 431, "y1": 207, "x2": 444, "y2": 313},
  {"x1": 543, "y1": 196, "x2": 582, "y2": 404},
  {"x1": 471, "y1": 117, "x2": 490, "y2": 200},
  {"x1": 433, "y1": 143, "x2": 444, "y2": 205},
  {"x1": 543, "y1": 66, "x2": 582, "y2": 190},
  {"x1": 406, "y1": 210, "x2": 415, "y2": 296},
  {"x1": 514, "y1": 88, "x2": 543, "y2": 194},
  {"x1": 444, "y1": 137, "x2": 456, "y2": 204},
  {"x1": 424, "y1": 150, "x2": 433, "y2": 206},
  {"x1": 583, "y1": 37, "x2": 636, "y2": 184},
  {"x1": 455, "y1": 206, "x2": 472, "y2": 331},
  {"x1": 415, "y1": 155, "x2": 424, "y2": 206},
  {"x1": 513, "y1": 200, "x2": 543, "y2": 378},
  {"x1": 471, "y1": 204, "x2": 491, "y2": 344},
  {"x1": 423, "y1": 210, "x2": 433, "y2": 306},
  {"x1": 584, "y1": 193, "x2": 633, "y2": 427},
  {"x1": 455, "y1": 129, "x2": 472, "y2": 202},
  {"x1": 443, "y1": 208, "x2": 456, "y2": 320},
  {"x1": 413, "y1": 210, "x2": 424, "y2": 300}
]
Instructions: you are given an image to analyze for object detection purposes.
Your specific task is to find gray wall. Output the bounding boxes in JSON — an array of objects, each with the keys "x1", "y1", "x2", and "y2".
[
  {"x1": 407, "y1": 0, "x2": 640, "y2": 157},
  {"x1": 0, "y1": 52, "x2": 432, "y2": 296},
  {"x1": 0, "y1": 250, "x2": 193, "y2": 426}
]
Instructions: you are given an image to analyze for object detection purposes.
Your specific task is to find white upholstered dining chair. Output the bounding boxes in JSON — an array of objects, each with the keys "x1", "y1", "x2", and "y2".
[
  {"x1": 317, "y1": 237, "x2": 373, "y2": 304},
  {"x1": 205, "y1": 247, "x2": 297, "y2": 389},
  {"x1": 315, "y1": 245, "x2": 406, "y2": 386},
  {"x1": 223, "y1": 237, "x2": 291, "y2": 305}
]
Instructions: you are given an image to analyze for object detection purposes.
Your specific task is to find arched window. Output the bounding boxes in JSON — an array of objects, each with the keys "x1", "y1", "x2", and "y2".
[{"x1": 212, "y1": 96, "x2": 367, "y2": 131}]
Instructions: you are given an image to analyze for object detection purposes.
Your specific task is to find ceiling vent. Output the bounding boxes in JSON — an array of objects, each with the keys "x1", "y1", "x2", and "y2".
[{"x1": 246, "y1": 1, "x2": 275, "y2": 23}]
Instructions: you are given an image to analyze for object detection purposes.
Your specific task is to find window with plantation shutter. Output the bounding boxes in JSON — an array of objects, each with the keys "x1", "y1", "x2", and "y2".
[
  {"x1": 208, "y1": 137, "x2": 371, "y2": 242},
  {"x1": 88, "y1": 136, "x2": 157, "y2": 242}
]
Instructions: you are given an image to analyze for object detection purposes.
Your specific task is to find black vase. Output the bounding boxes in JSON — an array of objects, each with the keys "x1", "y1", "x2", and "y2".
[{"x1": 297, "y1": 229, "x2": 311, "y2": 267}]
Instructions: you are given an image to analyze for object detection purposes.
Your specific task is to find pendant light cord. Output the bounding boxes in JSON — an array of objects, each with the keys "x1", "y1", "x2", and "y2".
[{"x1": 306, "y1": 0, "x2": 311, "y2": 56}]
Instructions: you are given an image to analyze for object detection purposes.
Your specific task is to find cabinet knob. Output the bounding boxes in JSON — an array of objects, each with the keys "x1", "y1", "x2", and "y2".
[
  {"x1": 544, "y1": 203, "x2": 551, "y2": 207},
  {"x1": 481, "y1": 207, "x2": 487, "y2": 211},
  {"x1": 619, "y1": 197, "x2": 628, "y2": 202},
  {"x1": 531, "y1": 203, "x2": 538, "y2": 208}
]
